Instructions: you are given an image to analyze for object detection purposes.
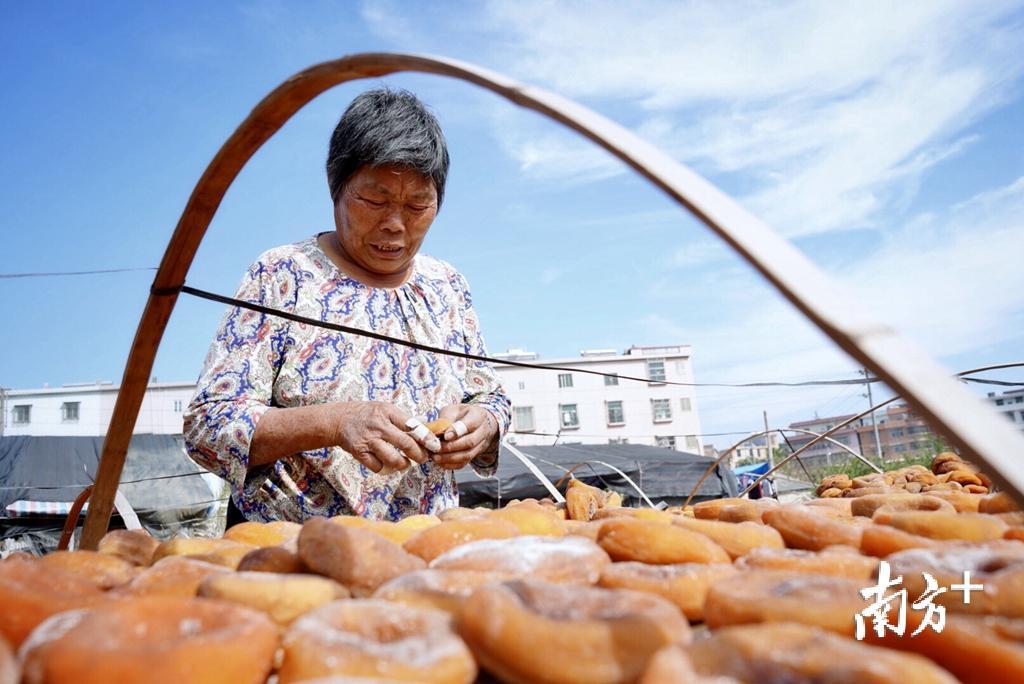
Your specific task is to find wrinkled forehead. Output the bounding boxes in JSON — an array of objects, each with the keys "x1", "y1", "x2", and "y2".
[{"x1": 347, "y1": 165, "x2": 438, "y2": 201}]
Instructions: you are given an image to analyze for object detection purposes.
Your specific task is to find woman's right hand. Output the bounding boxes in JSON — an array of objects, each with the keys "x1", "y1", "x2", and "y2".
[{"x1": 330, "y1": 401, "x2": 432, "y2": 473}]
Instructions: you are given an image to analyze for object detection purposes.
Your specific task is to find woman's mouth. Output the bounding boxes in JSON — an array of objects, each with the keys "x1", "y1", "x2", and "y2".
[{"x1": 370, "y1": 243, "x2": 404, "y2": 259}]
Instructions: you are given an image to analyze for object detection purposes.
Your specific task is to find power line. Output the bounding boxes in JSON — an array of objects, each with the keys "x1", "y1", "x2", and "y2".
[
  {"x1": 0, "y1": 267, "x2": 157, "y2": 279},
  {"x1": 0, "y1": 469, "x2": 209, "y2": 491},
  {"x1": 509, "y1": 429, "x2": 749, "y2": 439},
  {"x1": 3, "y1": 268, "x2": 1022, "y2": 389},
  {"x1": 177, "y1": 284, "x2": 892, "y2": 389}
]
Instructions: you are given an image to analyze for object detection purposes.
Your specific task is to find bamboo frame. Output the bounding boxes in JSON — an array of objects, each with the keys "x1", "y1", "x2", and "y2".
[
  {"x1": 683, "y1": 426, "x2": 884, "y2": 509},
  {"x1": 80, "y1": 53, "x2": 1024, "y2": 548},
  {"x1": 782, "y1": 427, "x2": 884, "y2": 474}
]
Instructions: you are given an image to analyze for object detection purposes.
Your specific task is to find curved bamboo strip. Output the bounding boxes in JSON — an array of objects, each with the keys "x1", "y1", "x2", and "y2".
[
  {"x1": 57, "y1": 485, "x2": 93, "y2": 551},
  {"x1": 683, "y1": 422, "x2": 887, "y2": 508},
  {"x1": 783, "y1": 427, "x2": 884, "y2": 474},
  {"x1": 738, "y1": 361, "x2": 1024, "y2": 498},
  {"x1": 81, "y1": 53, "x2": 1024, "y2": 548}
]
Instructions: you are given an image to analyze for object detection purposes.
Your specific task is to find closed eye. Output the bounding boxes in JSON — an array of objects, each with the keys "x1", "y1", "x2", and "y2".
[{"x1": 357, "y1": 194, "x2": 386, "y2": 207}]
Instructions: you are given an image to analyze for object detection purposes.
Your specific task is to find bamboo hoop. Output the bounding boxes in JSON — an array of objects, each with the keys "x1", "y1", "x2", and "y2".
[
  {"x1": 737, "y1": 361, "x2": 1024, "y2": 498},
  {"x1": 57, "y1": 485, "x2": 93, "y2": 551},
  {"x1": 80, "y1": 52, "x2": 1024, "y2": 548},
  {"x1": 682, "y1": 425, "x2": 883, "y2": 508},
  {"x1": 782, "y1": 427, "x2": 884, "y2": 474}
]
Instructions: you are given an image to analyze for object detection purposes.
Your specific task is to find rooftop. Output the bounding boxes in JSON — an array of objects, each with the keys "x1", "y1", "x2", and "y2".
[
  {"x1": 492, "y1": 344, "x2": 691, "y2": 368},
  {"x1": 4, "y1": 380, "x2": 196, "y2": 396}
]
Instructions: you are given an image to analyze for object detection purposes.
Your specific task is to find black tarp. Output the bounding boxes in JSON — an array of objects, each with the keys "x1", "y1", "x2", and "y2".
[
  {"x1": 455, "y1": 442, "x2": 737, "y2": 507},
  {"x1": 0, "y1": 434, "x2": 218, "y2": 548}
]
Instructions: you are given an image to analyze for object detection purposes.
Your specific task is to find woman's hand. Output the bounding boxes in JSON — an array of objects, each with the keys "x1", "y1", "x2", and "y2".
[
  {"x1": 433, "y1": 404, "x2": 499, "y2": 470},
  {"x1": 331, "y1": 401, "x2": 434, "y2": 473}
]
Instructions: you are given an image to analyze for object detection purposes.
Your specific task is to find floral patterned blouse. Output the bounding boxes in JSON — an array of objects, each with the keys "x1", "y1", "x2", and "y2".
[{"x1": 183, "y1": 235, "x2": 510, "y2": 522}]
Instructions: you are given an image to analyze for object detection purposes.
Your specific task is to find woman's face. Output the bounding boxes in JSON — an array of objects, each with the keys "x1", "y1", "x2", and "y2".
[{"x1": 333, "y1": 164, "x2": 438, "y2": 278}]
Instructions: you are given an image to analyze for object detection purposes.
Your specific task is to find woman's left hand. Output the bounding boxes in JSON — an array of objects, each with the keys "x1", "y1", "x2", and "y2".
[{"x1": 432, "y1": 403, "x2": 499, "y2": 470}]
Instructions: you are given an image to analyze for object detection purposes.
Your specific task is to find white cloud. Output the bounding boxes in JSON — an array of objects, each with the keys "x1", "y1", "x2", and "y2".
[
  {"x1": 844, "y1": 175, "x2": 1024, "y2": 354},
  {"x1": 472, "y1": 0, "x2": 1022, "y2": 235},
  {"x1": 540, "y1": 266, "x2": 563, "y2": 284},
  {"x1": 483, "y1": 0, "x2": 1018, "y2": 105},
  {"x1": 249, "y1": 2, "x2": 1022, "y2": 448},
  {"x1": 641, "y1": 176, "x2": 1024, "y2": 442},
  {"x1": 482, "y1": 104, "x2": 627, "y2": 184},
  {"x1": 668, "y1": 240, "x2": 731, "y2": 268}
]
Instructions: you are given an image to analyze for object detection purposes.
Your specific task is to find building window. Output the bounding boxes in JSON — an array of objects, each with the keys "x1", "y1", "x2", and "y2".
[
  {"x1": 608, "y1": 437, "x2": 629, "y2": 445},
  {"x1": 656, "y1": 435, "x2": 676, "y2": 449},
  {"x1": 651, "y1": 398, "x2": 672, "y2": 422},
  {"x1": 173, "y1": 400, "x2": 183, "y2": 412},
  {"x1": 646, "y1": 359, "x2": 666, "y2": 383},
  {"x1": 1016, "y1": 396, "x2": 1023, "y2": 404},
  {"x1": 13, "y1": 405, "x2": 31, "y2": 424},
  {"x1": 606, "y1": 400, "x2": 624, "y2": 426},
  {"x1": 61, "y1": 402, "x2": 80, "y2": 422},
  {"x1": 517, "y1": 381, "x2": 525, "y2": 390},
  {"x1": 559, "y1": 404, "x2": 579, "y2": 429},
  {"x1": 890, "y1": 428, "x2": 904, "y2": 438},
  {"x1": 685, "y1": 435, "x2": 699, "y2": 451},
  {"x1": 604, "y1": 374, "x2": 619, "y2": 386},
  {"x1": 680, "y1": 397, "x2": 692, "y2": 411},
  {"x1": 514, "y1": 406, "x2": 535, "y2": 432},
  {"x1": 558, "y1": 373, "x2": 574, "y2": 388},
  {"x1": 997, "y1": 399, "x2": 1005, "y2": 406}
]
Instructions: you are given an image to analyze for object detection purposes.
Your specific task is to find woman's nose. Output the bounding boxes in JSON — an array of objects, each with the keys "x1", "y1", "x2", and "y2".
[{"x1": 379, "y1": 204, "x2": 405, "y2": 233}]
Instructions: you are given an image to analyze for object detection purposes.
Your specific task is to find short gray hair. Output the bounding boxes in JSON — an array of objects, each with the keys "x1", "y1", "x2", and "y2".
[{"x1": 326, "y1": 88, "x2": 449, "y2": 207}]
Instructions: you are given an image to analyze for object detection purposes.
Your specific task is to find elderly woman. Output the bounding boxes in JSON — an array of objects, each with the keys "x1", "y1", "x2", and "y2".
[{"x1": 184, "y1": 88, "x2": 510, "y2": 522}]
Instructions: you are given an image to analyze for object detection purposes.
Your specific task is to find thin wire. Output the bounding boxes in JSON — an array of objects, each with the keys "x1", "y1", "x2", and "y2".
[
  {"x1": 0, "y1": 470, "x2": 209, "y2": 491},
  {"x1": 2, "y1": 268, "x2": 1019, "y2": 388},
  {"x1": 46, "y1": 497, "x2": 226, "y2": 517},
  {"x1": 509, "y1": 429, "x2": 750, "y2": 439},
  {"x1": 735, "y1": 360, "x2": 1024, "y2": 497},
  {"x1": 962, "y1": 377, "x2": 1024, "y2": 386},
  {"x1": 0, "y1": 267, "x2": 157, "y2": 279},
  {"x1": 179, "y1": 285, "x2": 892, "y2": 389}
]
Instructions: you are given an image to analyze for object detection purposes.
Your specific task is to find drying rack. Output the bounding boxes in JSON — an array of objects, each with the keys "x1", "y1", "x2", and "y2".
[{"x1": 76, "y1": 53, "x2": 1024, "y2": 549}]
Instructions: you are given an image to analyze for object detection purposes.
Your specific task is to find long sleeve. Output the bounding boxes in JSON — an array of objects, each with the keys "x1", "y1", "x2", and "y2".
[
  {"x1": 183, "y1": 259, "x2": 287, "y2": 503},
  {"x1": 448, "y1": 269, "x2": 511, "y2": 476},
  {"x1": 183, "y1": 237, "x2": 511, "y2": 522}
]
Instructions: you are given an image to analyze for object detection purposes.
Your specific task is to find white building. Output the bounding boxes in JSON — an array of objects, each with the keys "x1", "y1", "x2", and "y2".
[
  {"x1": 493, "y1": 344, "x2": 704, "y2": 453},
  {"x1": 987, "y1": 389, "x2": 1024, "y2": 431},
  {"x1": 1, "y1": 381, "x2": 195, "y2": 437},
  {"x1": 731, "y1": 437, "x2": 772, "y2": 467}
]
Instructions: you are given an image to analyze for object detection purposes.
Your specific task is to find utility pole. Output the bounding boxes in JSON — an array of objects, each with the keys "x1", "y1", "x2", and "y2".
[
  {"x1": 861, "y1": 369, "x2": 883, "y2": 462},
  {"x1": 763, "y1": 410, "x2": 774, "y2": 469}
]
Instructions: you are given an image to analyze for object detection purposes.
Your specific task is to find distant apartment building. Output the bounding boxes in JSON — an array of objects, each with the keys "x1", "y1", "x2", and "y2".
[
  {"x1": 786, "y1": 414, "x2": 863, "y2": 463},
  {"x1": 731, "y1": 436, "x2": 772, "y2": 467},
  {"x1": 785, "y1": 403, "x2": 940, "y2": 464},
  {"x1": 1, "y1": 381, "x2": 195, "y2": 437},
  {"x1": 986, "y1": 389, "x2": 1024, "y2": 431},
  {"x1": 492, "y1": 344, "x2": 704, "y2": 453},
  {"x1": 854, "y1": 403, "x2": 942, "y2": 458}
]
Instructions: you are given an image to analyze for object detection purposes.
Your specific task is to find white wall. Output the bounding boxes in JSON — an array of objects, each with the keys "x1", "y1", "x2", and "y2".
[
  {"x1": 2, "y1": 382, "x2": 194, "y2": 436},
  {"x1": 987, "y1": 390, "x2": 1024, "y2": 431},
  {"x1": 494, "y1": 346, "x2": 704, "y2": 452}
]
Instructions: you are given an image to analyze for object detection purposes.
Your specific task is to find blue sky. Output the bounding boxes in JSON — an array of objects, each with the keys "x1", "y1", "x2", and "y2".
[{"x1": 2, "y1": 1, "x2": 1023, "y2": 449}]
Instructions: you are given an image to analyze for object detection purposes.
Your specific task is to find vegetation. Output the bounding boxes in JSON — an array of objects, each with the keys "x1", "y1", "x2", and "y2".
[{"x1": 780, "y1": 451, "x2": 936, "y2": 484}]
